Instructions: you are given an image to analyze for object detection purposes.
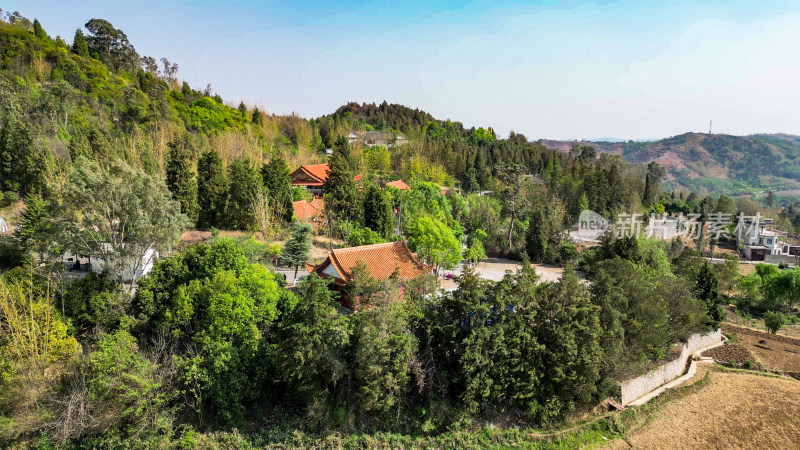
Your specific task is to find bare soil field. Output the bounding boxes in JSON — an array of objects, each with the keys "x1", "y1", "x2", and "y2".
[
  {"x1": 721, "y1": 322, "x2": 800, "y2": 372},
  {"x1": 605, "y1": 366, "x2": 800, "y2": 449}
]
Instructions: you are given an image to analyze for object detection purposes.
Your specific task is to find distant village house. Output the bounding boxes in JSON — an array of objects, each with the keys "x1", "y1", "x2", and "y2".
[{"x1": 347, "y1": 131, "x2": 408, "y2": 147}]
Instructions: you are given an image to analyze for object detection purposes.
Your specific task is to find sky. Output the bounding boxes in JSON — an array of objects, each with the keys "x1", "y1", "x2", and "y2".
[{"x1": 7, "y1": 0, "x2": 800, "y2": 140}]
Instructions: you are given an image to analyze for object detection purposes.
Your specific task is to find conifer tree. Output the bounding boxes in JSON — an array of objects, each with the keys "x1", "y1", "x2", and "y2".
[
  {"x1": 165, "y1": 138, "x2": 199, "y2": 224},
  {"x1": 72, "y1": 29, "x2": 89, "y2": 57},
  {"x1": 261, "y1": 158, "x2": 294, "y2": 223},
  {"x1": 282, "y1": 222, "x2": 312, "y2": 284},
  {"x1": 278, "y1": 273, "x2": 349, "y2": 402},
  {"x1": 226, "y1": 157, "x2": 262, "y2": 230},
  {"x1": 88, "y1": 129, "x2": 110, "y2": 162},
  {"x1": 68, "y1": 131, "x2": 90, "y2": 162},
  {"x1": 695, "y1": 262, "x2": 722, "y2": 327},
  {"x1": 323, "y1": 136, "x2": 362, "y2": 224},
  {"x1": 32, "y1": 19, "x2": 47, "y2": 40},
  {"x1": 197, "y1": 150, "x2": 228, "y2": 229},
  {"x1": 363, "y1": 184, "x2": 393, "y2": 239},
  {"x1": 15, "y1": 193, "x2": 51, "y2": 261},
  {"x1": 643, "y1": 161, "x2": 666, "y2": 207},
  {"x1": 251, "y1": 107, "x2": 263, "y2": 125}
]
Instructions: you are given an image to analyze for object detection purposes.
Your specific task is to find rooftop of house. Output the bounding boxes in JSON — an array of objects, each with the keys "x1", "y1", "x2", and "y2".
[
  {"x1": 290, "y1": 163, "x2": 330, "y2": 186},
  {"x1": 307, "y1": 241, "x2": 432, "y2": 284},
  {"x1": 293, "y1": 198, "x2": 324, "y2": 221},
  {"x1": 291, "y1": 164, "x2": 364, "y2": 187},
  {"x1": 385, "y1": 179, "x2": 410, "y2": 190}
]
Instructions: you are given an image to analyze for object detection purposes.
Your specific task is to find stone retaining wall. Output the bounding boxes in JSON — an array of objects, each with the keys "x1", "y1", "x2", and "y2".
[{"x1": 618, "y1": 329, "x2": 722, "y2": 405}]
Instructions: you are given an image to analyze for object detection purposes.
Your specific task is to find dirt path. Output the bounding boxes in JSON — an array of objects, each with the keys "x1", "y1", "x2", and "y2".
[{"x1": 606, "y1": 368, "x2": 800, "y2": 449}]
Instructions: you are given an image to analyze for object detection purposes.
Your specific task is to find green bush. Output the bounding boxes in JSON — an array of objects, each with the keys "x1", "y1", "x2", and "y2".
[
  {"x1": 0, "y1": 237, "x2": 29, "y2": 270},
  {"x1": 0, "y1": 191, "x2": 17, "y2": 208},
  {"x1": 764, "y1": 311, "x2": 786, "y2": 334}
]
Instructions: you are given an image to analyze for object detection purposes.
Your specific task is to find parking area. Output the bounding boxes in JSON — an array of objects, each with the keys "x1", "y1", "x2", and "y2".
[{"x1": 439, "y1": 258, "x2": 574, "y2": 290}]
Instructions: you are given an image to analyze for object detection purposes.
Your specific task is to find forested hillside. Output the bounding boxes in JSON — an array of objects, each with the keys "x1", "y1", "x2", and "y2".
[{"x1": 543, "y1": 132, "x2": 800, "y2": 195}]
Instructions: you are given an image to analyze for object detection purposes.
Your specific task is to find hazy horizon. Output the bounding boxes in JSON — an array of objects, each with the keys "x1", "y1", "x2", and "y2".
[{"x1": 10, "y1": 0, "x2": 800, "y2": 140}]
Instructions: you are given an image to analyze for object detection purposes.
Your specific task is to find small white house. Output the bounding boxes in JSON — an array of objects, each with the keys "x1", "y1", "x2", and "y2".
[
  {"x1": 0, "y1": 216, "x2": 7, "y2": 233},
  {"x1": 739, "y1": 218, "x2": 786, "y2": 260},
  {"x1": 63, "y1": 245, "x2": 159, "y2": 282}
]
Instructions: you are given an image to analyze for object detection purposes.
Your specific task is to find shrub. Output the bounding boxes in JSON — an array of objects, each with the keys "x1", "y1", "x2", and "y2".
[
  {"x1": 764, "y1": 311, "x2": 786, "y2": 334},
  {"x1": 0, "y1": 237, "x2": 29, "y2": 270},
  {"x1": 0, "y1": 191, "x2": 17, "y2": 208}
]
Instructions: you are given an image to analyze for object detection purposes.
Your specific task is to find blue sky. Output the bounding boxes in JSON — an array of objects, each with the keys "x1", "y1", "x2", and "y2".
[{"x1": 8, "y1": 1, "x2": 800, "y2": 139}]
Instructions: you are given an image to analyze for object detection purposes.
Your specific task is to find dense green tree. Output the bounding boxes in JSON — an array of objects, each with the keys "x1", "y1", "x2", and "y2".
[
  {"x1": 71, "y1": 28, "x2": 89, "y2": 56},
  {"x1": 82, "y1": 330, "x2": 175, "y2": 440},
  {"x1": 323, "y1": 136, "x2": 362, "y2": 224},
  {"x1": 642, "y1": 162, "x2": 665, "y2": 206},
  {"x1": 133, "y1": 239, "x2": 282, "y2": 425},
  {"x1": 196, "y1": 150, "x2": 228, "y2": 229},
  {"x1": 165, "y1": 138, "x2": 199, "y2": 224},
  {"x1": 88, "y1": 128, "x2": 111, "y2": 162},
  {"x1": 14, "y1": 194, "x2": 52, "y2": 261},
  {"x1": 84, "y1": 19, "x2": 140, "y2": 71},
  {"x1": 407, "y1": 216, "x2": 461, "y2": 271},
  {"x1": 763, "y1": 268, "x2": 800, "y2": 313},
  {"x1": 346, "y1": 226, "x2": 385, "y2": 247},
  {"x1": 277, "y1": 274, "x2": 350, "y2": 406},
  {"x1": 525, "y1": 199, "x2": 564, "y2": 264},
  {"x1": 764, "y1": 311, "x2": 786, "y2": 334},
  {"x1": 261, "y1": 157, "x2": 294, "y2": 223},
  {"x1": 63, "y1": 271, "x2": 123, "y2": 335},
  {"x1": 528, "y1": 268, "x2": 603, "y2": 421},
  {"x1": 283, "y1": 222, "x2": 312, "y2": 284},
  {"x1": 55, "y1": 157, "x2": 189, "y2": 288},
  {"x1": 251, "y1": 107, "x2": 263, "y2": 125},
  {"x1": 591, "y1": 257, "x2": 672, "y2": 379},
  {"x1": 363, "y1": 184, "x2": 393, "y2": 239},
  {"x1": 497, "y1": 164, "x2": 528, "y2": 253},
  {"x1": 715, "y1": 194, "x2": 736, "y2": 216},
  {"x1": 68, "y1": 131, "x2": 91, "y2": 161},
  {"x1": 464, "y1": 229, "x2": 487, "y2": 265},
  {"x1": 226, "y1": 157, "x2": 262, "y2": 230},
  {"x1": 694, "y1": 262, "x2": 722, "y2": 327},
  {"x1": 0, "y1": 118, "x2": 52, "y2": 194},
  {"x1": 32, "y1": 19, "x2": 47, "y2": 40}
]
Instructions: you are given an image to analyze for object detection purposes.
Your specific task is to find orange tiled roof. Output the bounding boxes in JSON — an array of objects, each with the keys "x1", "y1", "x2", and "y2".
[
  {"x1": 290, "y1": 164, "x2": 363, "y2": 187},
  {"x1": 311, "y1": 241, "x2": 432, "y2": 283},
  {"x1": 293, "y1": 199, "x2": 324, "y2": 221},
  {"x1": 291, "y1": 164, "x2": 330, "y2": 186},
  {"x1": 385, "y1": 179, "x2": 410, "y2": 190}
]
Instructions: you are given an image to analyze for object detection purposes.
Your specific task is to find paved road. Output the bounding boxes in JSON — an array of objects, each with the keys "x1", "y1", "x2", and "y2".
[
  {"x1": 273, "y1": 267, "x2": 309, "y2": 285},
  {"x1": 439, "y1": 258, "x2": 573, "y2": 290}
]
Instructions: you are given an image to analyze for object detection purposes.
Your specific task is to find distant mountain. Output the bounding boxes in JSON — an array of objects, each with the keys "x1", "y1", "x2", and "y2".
[{"x1": 542, "y1": 133, "x2": 800, "y2": 193}]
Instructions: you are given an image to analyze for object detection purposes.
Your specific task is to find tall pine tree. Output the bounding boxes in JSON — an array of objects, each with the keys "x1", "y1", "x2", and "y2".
[
  {"x1": 197, "y1": 150, "x2": 228, "y2": 229},
  {"x1": 72, "y1": 29, "x2": 89, "y2": 57},
  {"x1": 363, "y1": 184, "x2": 393, "y2": 239},
  {"x1": 261, "y1": 157, "x2": 294, "y2": 223},
  {"x1": 323, "y1": 136, "x2": 362, "y2": 224},
  {"x1": 165, "y1": 137, "x2": 199, "y2": 224},
  {"x1": 226, "y1": 157, "x2": 262, "y2": 230}
]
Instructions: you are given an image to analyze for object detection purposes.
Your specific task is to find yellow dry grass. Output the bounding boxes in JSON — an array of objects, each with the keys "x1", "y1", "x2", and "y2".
[{"x1": 606, "y1": 367, "x2": 800, "y2": 449}]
